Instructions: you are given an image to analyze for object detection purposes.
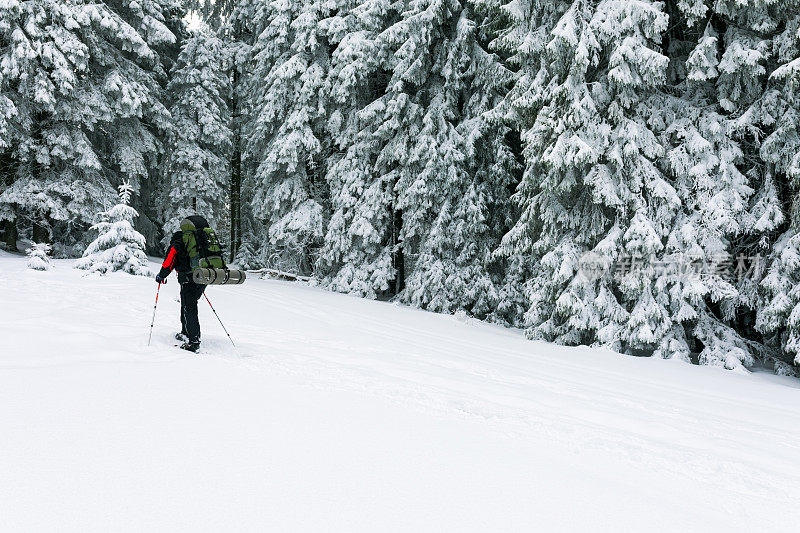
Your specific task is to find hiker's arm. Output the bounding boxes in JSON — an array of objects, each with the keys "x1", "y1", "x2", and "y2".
[{"x1": 156, "y1": 246, "x2": 177, "y2": 283}]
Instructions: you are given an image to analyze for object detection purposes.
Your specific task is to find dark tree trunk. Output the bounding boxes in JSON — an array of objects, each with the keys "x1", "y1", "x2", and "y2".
[
  {"x1": 230, "y1": 130, "x2": 242, "y2": 262},
  {"x1": 1, "y1": 149, "x2": 18, "y2": 250},
  {"x1": 229, "y1": 68, "x2": 242, "y2": 262},
  {"x1": 391, "y1": 207, "x2": 405, "y2": 295},
  {"x1": 2, "y1": 216, "x2": 18, "y2": 250}
]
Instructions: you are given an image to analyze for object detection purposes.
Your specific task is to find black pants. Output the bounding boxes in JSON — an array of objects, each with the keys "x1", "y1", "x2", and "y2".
[{"x1": 180, "y1": 281, "x2": 206, "y2": 342}]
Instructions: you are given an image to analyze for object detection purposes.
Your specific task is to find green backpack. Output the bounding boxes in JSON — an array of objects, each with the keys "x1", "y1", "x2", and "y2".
[{"x1": 180, "y1": 215, "x2": 226, "y2": 272}]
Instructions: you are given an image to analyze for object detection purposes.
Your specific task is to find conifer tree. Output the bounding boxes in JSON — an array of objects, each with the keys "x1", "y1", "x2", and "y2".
[
  {"x1": 75, "y1": 182, "x2": 152, "y2": 276},
  {"x1": 0, "y1": 0, "x2": 118, "y2": 248},
  {"x1": 161, "y1": 30, "x2": 232, "y2": 239},
  {"x1": 322, "y1": 0, "x2": 518, "y2": 309},
  {"x1": 478, "y1": 0, "x2": 562, "y2": 326},
  {"x1": 490, "y1": 0, "x2": 795, "y2": 370},
  {"x1": 102, "y1": 0, "x2": 183, "y2": 247},
  {"x1": 0, "y1": 0, "x2": 178, "y2": 252},
  {"x1": 673, "y1": 0, "x2": 798, "y2": 370},
  {"x1": 400, "y1": 5, "x2": 518, "y2": 318},
  {"x1": 224, "y1": 0, "x2": 260, "y2": 263},
  {"x1": 243, "y1": 0, "x2": 329, "y2": 274},
  {"x1": 637, "y1": 3, "x2": 763, "y2": 368},
  {"x1": 497, "y1": 1, "x2": 672, "y2": 352},
  {"x1": 318, "y1": 0, "x2": 405, "y2": 296},
  {"x1": 750, "y1": 1, "x2": 800, "y2": 371},
  {"x1": 27, "y1": 242, "x2": 53, "y2": 271}
]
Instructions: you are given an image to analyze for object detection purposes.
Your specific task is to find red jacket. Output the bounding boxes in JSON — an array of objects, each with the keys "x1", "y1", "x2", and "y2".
[{"x1": 158, "y1": 232, "x2": 191, "y2": 283}]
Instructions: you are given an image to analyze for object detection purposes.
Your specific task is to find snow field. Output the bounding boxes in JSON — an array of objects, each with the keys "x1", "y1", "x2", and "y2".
[{"x1": 1, "y1": 252, "x2": 799, "y2": 532}]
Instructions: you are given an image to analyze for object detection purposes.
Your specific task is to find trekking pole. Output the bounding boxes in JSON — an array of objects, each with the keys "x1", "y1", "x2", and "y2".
[
  {"x1": 147, "y1": 283, "x2": 161, "y2": 346},
  {"x1": 204, "y1": 293, "x2": 236, "y2": 347}
]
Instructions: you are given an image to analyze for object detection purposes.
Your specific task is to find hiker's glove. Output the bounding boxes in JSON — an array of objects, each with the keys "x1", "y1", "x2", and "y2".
[{"x1": 155, "y1": 274, "x2": 167, "y2": 284}]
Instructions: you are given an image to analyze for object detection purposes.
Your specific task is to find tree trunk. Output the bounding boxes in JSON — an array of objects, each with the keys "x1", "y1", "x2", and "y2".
[
  {"x1": 1, "y1": 150, "x2": 18, "y2": 250},
  {"x1": 230, "y1": 132, "x2": 242, "y2": 262},
  {"x1": 2, "y1": 216, "x2": 18, "y2": 251},
  {"x1": 229, "y1": 67, "x2": 242, "y2": 262},
  {"x1": 391, "y1": 207, "x2": 405, "y2": 295}
]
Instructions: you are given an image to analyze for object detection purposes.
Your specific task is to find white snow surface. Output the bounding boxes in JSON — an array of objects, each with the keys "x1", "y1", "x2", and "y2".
[{"x1": 1, "y1": 251, "x2": 799, "y2": 532}]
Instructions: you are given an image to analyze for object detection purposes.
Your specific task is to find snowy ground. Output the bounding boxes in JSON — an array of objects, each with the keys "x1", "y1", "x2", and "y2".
[{"x1": 1, "y1": 251, "x2": 799, "y2": 532}]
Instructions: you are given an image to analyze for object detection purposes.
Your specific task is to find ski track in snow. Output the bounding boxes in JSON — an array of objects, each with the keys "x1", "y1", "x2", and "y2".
[{"x1": 1, "y1": 252, "x2": 799, "y2": 532}]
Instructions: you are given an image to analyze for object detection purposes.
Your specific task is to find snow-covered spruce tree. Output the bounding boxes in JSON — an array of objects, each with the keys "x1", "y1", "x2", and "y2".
[
  {"x1": 75, "y1": 182, "x2": 152, "y2": 276},
  {"x1": 635, "y1": 0, "x2": 792, "y2": 370},
  {"x1": 491, "y1": 0, "x2": 793, "y2": 370},
  {"x1": 317, "y1": 0, "x2": 406, "y2": 297},
  {"x1": 105, "y1": 0, "x2": 184, "y2": 246},
  {"x1": 398, "y1": 4, "x2": 519, "y2": 319},
  {"x1": 497, "y1": 1, "x2": 675, "y2": 353},
  {"x1": 242, "y1": 0, "x2": 330, "y2": 274},
  {"x1": 231, "y1": 236, "x2": 260, "y2": 270},
  {"x1": 27, "y1": 242, "x2": 53, "y2": 271},
  {"x1": 216, "y1": 0, "x2": 259, "y2": 263},
  {"x1": 652, "y1": 0, "x2": 799, "y2": 371},
  {"x1": 161, "y1": 30, "x2": 232, "y2": 240},
  {"x1": 0, "y1": 0, "x2": 178, "y2": 254},
  {"x1": 751, "y1": 1, "x2": 800, "y2": 372},
  {"x1": 478, "y1": 0, "x2": 564, "y2": 326},
  {"x1": 321, "y1": 0, "x2": 518, "y2": 308},
  {"x1": 0, "y1": 0, "x2": 118, "y2": 249},
  {"x1": 378, "y1": 0, "x2": 467, "y2": 280},
  {"x1": 759, "y1": 232, "x2": 800, "y2": 374}
]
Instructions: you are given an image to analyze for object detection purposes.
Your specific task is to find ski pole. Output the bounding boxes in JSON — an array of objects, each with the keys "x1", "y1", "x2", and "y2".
[
  {"x1": 147, "y1": 283, "x2": 161, "y2": 346},
  {"x1": 204, "y1": 293, "x2": 235, "y2": 347}
]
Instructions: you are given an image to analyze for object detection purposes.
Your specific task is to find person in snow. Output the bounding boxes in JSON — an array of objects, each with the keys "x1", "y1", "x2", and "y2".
[{"x1": 156, "y1": 231, "x2": 205, "y2": 352}]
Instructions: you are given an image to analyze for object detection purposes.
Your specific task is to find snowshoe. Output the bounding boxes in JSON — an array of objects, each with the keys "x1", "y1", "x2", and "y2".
[
  {"x1": 179, "y1": 341, "x2": 200, "y2": 353},
  {"x1": 175, "y1": 332, "x2": 188, "y2": 342}
]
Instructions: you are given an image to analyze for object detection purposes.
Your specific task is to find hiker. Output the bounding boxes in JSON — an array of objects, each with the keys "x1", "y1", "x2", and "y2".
[
  {"x1": 153, "y1": 215, "x2": 239, "y2": 352},
  {"x1": 155, "y1": 218, "x2": 208, "y2": 353}
]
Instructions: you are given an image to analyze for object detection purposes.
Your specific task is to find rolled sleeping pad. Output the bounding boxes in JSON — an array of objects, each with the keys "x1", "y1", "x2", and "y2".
[{"x1": 192, "y1": 267, "x2": 247, "y2": 285}]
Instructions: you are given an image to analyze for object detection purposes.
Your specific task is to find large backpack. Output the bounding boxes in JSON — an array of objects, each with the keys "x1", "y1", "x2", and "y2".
[{"x1": 180, "y1": 215, "x2": 226, "y2": 272}]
